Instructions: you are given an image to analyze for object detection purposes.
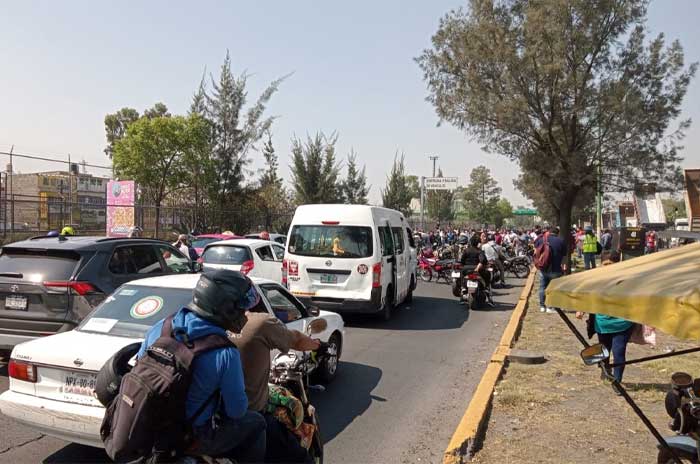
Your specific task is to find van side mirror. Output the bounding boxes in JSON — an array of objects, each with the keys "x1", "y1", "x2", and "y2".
[{"x1": 307, "y1": 305, "x2": 320, "y2": 317}]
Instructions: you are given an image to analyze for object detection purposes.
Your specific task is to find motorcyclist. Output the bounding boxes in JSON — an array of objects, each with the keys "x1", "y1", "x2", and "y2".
[
  {"x1": 459, "y1": 235, "x2": 494, "y2": 305},
  {"x1": 482, "y1": 233, "x2": 507, "y2": 287},
  {"x1": 235, "y1": 304, "x2": 321, "y2": 463},
  {"x1": 136, "y1": 270, "x2": 266, "y2": 462}
]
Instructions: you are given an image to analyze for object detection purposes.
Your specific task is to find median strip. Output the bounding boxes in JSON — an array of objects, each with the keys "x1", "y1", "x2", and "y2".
[{"x1": 443, "y1": 271, "x2": 537, "y2": 464}]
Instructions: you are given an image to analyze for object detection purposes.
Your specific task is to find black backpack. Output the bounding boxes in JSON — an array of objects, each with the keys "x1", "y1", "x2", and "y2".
[{"x1": 100, "y1": 314, "x2": 232, "y2": 463}]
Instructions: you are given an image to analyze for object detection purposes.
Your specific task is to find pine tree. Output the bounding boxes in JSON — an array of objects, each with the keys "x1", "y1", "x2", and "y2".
[
  {"x1": 258, "y1": 132, "x2": 287, "y2": 229},
  {"x1": 290, "y1": 133, "x2": 342, "y2": 204},
  {"x1": 341, "y1": 151, "x2": 369, "y2": 204},
  {"x1": 381, "y1": 153, "x2": 413, "y2": 217}
]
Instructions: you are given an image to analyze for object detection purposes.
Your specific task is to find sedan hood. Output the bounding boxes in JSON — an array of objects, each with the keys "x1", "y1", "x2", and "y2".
[{"x1": 11, "y1": 330, "x2": 141, "y2": 372}]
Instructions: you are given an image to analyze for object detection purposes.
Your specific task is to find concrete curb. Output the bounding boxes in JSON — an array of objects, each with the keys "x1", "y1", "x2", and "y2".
[{"x1": 443, "y1": 270, "x2": 537, "y2": 464}]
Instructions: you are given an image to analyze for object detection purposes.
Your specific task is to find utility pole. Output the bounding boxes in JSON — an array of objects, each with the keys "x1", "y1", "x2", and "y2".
[
  {"x1": 420, "y1": 176, "x2": 425, "y2": 231},
  {"x1": 9, "y1": 145, "x2": 14, "y2": 237},
  {"x1": 596, "y1": 160, "x2": 602, "y2": 237},
  {"x1": 429, "y1": 155, "x2": 439, "y2": 177}
]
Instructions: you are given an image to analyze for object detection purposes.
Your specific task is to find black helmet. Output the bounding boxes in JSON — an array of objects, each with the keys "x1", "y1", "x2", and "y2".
[
  {"x1": 187, "y1": 270, "x2": 259, "y2": 332},
  {"x1": 95, "y1": 342, "x2": 141, "y2": 407},
  {"x1": 457, "y1": 235, "x2": 469, "y2": 245}
]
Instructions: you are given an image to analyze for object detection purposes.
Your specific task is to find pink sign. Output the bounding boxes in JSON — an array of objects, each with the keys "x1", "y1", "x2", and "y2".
[{"x1": 106, "y1": 180, "x2": 135, "y2": 237}]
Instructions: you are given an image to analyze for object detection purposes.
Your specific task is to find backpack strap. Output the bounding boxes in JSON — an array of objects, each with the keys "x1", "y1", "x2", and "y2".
[{"x1": 191, "y1": 333, "x2": 234, "y2": 356}]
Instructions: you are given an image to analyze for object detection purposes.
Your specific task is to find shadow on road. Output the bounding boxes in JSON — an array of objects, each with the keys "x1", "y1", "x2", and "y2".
[
  {"x1": 44, "y1": 444, "x2": 109, "y2": 463},
  {"x1": 344, "y1": 296, "x2": 470, "y2": 330},
  {"x1": 311, "y1": 361, "x2": 382, "y2": 444}
]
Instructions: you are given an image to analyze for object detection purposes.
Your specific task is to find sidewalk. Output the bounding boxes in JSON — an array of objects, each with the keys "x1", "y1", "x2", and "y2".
[{"x1": 473, "y1": 274, "x2": 700, "y2": 464}]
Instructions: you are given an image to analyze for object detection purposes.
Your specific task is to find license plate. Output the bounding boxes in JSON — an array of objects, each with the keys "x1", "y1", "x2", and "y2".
[
  {"x1": 467, "y1": 281, "x2": 479, "y2": 288},
  {"x1": 451, "y1": 271, "x2": 461, "y2": 278},
  {"x1": 320, "y1": 274, "x2": 338, "y2": 284},
  {"x1": 5, "y1": 295, "x2": 27, "y2": 310},
  {"x1": 62, "y1": 370, "x2": 97, "y2": 399}
]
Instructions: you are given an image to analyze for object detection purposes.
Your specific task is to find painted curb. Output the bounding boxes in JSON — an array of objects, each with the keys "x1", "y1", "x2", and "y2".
[{"x1": 443, "y1": 270, "x2": 537, "y2": 464}]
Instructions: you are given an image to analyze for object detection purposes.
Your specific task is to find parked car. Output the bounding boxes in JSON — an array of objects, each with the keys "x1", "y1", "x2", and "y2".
[
  {"x1": 245, "y1": 232, "x2": 287, "y2": 244},
  {"x1": 201, "y1": 238, "x2": 285, "y2": 282},
  {"x1": 0, "y1": 236, "x2": 193, "y2": 351},
  {"x1": 284, "y1": 204, "x2": 417, "y2": 320},
  {"x1": 0, "y1": 274, "x2": 345, "y2": 448},
  {"x1": 191, "y1": 233, "x2": 241, "y2": 255}
]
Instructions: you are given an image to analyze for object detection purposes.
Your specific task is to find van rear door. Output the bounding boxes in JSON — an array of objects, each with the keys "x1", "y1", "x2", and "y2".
[{"x1": 286, "y1": 224, "x2": 374, "y2": 300}]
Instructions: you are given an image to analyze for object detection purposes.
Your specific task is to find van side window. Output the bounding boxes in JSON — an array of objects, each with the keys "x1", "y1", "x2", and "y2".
[
  {"x1": 379, "y1": 226, "x2": 394, "y2": 256},
  {"x1": 391, "y1": 227, "x2": 404, "y2": 254},
  {"x1": 406, "y1": 227, "x2": 416, "y2": 248}
]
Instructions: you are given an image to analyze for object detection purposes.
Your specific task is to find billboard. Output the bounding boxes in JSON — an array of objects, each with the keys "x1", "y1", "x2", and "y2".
[
  {"x1": 106, "y1": 180, "x2": 135, "y2": 237},
  {"x1": 425, "y1": 177, "x2": 458, "y2": 191}
]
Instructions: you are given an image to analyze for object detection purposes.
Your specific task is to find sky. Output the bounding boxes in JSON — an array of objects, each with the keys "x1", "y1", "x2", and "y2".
[{"x1": 1, "y1": 0, "x2": 699, "y2": 206}]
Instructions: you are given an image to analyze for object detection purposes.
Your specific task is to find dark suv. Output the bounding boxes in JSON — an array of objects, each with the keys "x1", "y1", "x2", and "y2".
[{"x1": 0, "y1": 236, "x2": 193, "y2": 350}]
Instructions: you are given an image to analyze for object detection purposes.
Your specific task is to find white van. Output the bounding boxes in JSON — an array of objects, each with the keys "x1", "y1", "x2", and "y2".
[{"x1": 283, "y1": 204, "x2": 417, "y2": 319}]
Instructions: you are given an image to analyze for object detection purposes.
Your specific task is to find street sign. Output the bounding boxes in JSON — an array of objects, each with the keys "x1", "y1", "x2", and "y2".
[
  {"x1": 513, "y1": 208, "x2": 538, "y2": 216},
  {"x1": 425, "y1": 177, "x2": 458, "y2": 191}
]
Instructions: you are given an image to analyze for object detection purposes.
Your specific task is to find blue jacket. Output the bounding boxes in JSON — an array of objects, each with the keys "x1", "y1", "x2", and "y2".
[{"x1": 137, "y1": 308, "x2": 248, "y2": 426}]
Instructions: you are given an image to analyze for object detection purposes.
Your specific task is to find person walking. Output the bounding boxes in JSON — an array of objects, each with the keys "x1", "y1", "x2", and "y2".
[
  {"x1": 576, "y1": 252, "x2": 633, "y2": 387},
  {"x1": 582, "y1": 226, "x2": 599, "y2": 270},
  {"x1": 534, "y1": 226, "x2": 567, "y2": 314}
]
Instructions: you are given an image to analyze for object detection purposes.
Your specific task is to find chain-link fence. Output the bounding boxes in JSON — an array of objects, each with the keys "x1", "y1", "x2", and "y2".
[{"x1": 0, "y1": 195, "x2": 294, "y2": 243}]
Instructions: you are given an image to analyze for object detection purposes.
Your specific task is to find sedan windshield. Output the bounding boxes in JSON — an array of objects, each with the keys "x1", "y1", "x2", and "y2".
[{"x1": 78, "y1": 285, "x2": 193, "y2": 338}]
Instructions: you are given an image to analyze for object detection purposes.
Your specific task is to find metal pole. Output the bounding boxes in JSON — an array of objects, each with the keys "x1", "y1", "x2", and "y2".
[
  {"x1": 420, "y1": 176, "x2": 425, "y2": 231},
  {"x1": 596, "y1": 160, "x2": 602, "y2": 237},
  {"x1": 429, "y1": 155, "x2": 439, "y2": 178},
  {"x1": 68, "y1": 153, "x2": 73, "y2": 227},
  {"x1": 9, "y1": 145, "x2": 14, "y2": 237}
]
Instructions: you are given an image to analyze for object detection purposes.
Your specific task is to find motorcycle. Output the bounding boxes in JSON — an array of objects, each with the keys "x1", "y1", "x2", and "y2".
[
  {"x1": 451, "y1": 265, "x2": 490, "y2": 310},
  {"x1": 418, "y1": 256, "x2": 457, "y2": 283},
  {"x1": 659, "y1": 371, "x2": 700, "y2": 463},
  {"x1": 503, "y1": 255, "x2": 531, "y2": 278},
  {"x1": 268, "y1": 318, "x2": 329, "y2": 464}
]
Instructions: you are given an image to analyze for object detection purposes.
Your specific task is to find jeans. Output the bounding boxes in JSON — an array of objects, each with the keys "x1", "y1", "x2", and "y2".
[
  {"x1": 191, "y1": 410, "x2": 267, "y2": 463},
  {"x1": 583, "y1": 252, "x2": 597, "y2": 270},
  {"x1": 263, "y1": 412, "x2": 313, "y2": 463},
  {"x1": 539, "y1": 270, "x2": 562, "y2": 307},
  {"x1": 597, "y1": 326, "x2": 633, "y2": 382}
]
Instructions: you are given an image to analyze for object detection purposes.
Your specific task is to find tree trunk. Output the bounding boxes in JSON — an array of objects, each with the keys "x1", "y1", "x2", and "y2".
[
  {"x1": 155, "y1": 201, "x2": 161, "y2": 239},
  {"x1": 557, "y1": 193, "x2": 575, "y2": 274}
]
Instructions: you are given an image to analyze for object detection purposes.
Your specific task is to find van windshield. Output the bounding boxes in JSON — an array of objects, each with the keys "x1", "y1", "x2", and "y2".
[{"x1": 288, "y1": 225, "x2": 373, "y2": 258}]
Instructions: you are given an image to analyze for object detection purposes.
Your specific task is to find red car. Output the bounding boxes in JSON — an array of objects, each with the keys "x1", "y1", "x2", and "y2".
[{"x1": 191, "y1": 233, "x2": 241, "y2": 255}]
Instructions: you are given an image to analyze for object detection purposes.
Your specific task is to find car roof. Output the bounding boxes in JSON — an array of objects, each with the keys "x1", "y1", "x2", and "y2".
[
  {"x1": 204, "y1": 238, "x2": 279, "y2": 248},
  {"x1": 125, "y1": 273, "x2": 277, "y2": 289},
  {"x1": 195, "y1": 234, "x2": 241, "y2": 239},
  {"x1": 2, "y1": 236, "x2": 171, "y2": 252}
]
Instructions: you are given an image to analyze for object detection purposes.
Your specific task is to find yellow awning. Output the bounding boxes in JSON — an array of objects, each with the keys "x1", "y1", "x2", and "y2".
[{"x1": 545, "y1": 243, "x2": 700, "y2": 340}]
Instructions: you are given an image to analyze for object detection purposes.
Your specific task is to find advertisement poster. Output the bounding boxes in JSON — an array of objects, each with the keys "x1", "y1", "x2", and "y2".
[{"x1": 106, "y1": 180, "x2": 135, "y2": 237}]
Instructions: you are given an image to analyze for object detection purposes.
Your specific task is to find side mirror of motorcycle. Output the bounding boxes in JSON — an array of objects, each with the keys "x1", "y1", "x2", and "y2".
[
  {"x1": 307, "y1": 318, "x2": 327, "y2": 335},
  {"x1": 307, "y1": 305, "x2": 321, "y2": 317},
  {"x1": 580, "y1": 344, "x2": 610, "y2": 366}
]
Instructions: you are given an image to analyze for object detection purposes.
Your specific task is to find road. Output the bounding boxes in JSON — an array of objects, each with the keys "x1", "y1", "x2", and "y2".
[{"x1": 0, "y1": 277, "x2": 526, "y2": 463}]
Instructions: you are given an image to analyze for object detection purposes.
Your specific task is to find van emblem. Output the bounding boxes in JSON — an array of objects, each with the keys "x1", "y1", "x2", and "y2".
[
  {"x1": 10, "y1": 285, "x2": 19, "y2": 293},
  {"x1": 325, "y1": 260, "x2": 332, "y2": 267},
  {"x1": 73, "y1": 358, "x2": 84, "y2": 367}
]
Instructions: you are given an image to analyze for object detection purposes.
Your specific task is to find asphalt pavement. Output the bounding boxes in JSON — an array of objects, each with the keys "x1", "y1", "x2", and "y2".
[{"x1": 0, "y1": 276, "x2": 526, "y2": 463}]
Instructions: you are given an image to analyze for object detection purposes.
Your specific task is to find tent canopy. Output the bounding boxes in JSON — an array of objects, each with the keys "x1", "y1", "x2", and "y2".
[{"x1": 545, "y1": 243, "x2": 700, "y2": 340}]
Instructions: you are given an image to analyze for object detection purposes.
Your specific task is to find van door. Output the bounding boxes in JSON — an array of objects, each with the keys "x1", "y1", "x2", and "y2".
[
  {"x1": 391, "y1": 226, "x2": 408, "y2": 302},
  {"x1": 379, "y1": 223, "x2": 398, "y2": 305}
]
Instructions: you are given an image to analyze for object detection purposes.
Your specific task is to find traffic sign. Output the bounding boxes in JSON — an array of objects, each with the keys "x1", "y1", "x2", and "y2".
[
  {"x1": 425, "y1": 177, "x2": 458, "y2": 191},
  {"x1": 513, "y1": 208, "x2": 538, "y2": 216}
]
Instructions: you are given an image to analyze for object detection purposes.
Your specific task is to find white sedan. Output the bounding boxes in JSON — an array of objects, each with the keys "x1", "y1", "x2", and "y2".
[
  {"x1": 201, "y1": 238, "x2": 286, "y2": 283},
  {"x1": 0, "y1": 274, "x2": 345, "y2": 448}
]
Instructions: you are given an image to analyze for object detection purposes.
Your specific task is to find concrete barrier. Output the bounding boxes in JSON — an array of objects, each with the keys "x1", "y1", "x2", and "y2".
[{"x1": 443, "y1": 270, "x2": 537, "y2": 463}]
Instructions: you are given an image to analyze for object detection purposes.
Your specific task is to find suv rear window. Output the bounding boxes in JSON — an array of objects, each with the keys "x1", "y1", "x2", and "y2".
[
  {"x1": 288, "y1": 225, "x2": 373, "y2": 258},
  {"x1": 202, "y1": 245, "x2": 252, "y2": 265},
  {"x1": 0, "y1": 248, "x2": 81, "y2": 281}
]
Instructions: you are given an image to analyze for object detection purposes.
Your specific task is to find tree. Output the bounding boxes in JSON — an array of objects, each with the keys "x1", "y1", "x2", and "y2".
[
  {"x1": 113, "y1": 115, "x2": 208, "y2": 236},
  {"x1": 104, "y1": 108, "x2": 139, "y2": 158},
  {"x1": 341, "y1": 151, "x2": 369, "y2": 204},
  {"x1": 662, "y1": 197, "x2": 687, "y2": 224},
  {"x1": 206, "y1": 51, "x2": 284, "y2": 221},
  {"x1": 494, "y1": 198, "x2": 514, "y2": 228},
  {"x1": 381, "y1": 153, "x2": 413, "y2": 217},
  {"x1": 425, "y1": 169, "x2": 454, "y2": 222},
  {"x1": 290, "y1": 132, "x2": 342, "y2": 204},
  {"x1": 405, "y1": 175, "x2": 421, "y2": 199},
  {"x1": 417, "y1": 0, "x2": 696, "y2": 248},
  {"x1": 257, "y1": 132, "x2": 289, "y2": 229},
  {"x1": 462, "y1": 166, "x2": 501, "y2": 224}
]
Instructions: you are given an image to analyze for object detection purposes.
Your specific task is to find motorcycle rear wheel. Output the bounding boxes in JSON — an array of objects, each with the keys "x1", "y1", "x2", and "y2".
[
  {"x1": 657, "y1": 447, "x2": 698, "y2": 463},
  {"x1": 451, "y1": 280, "x2": 461, "y2": 297},
  {"x1": 311, "y1": 410, "x2": 324, "y2": 464},
  {"x1": 419, "y1": 268, "x2": 432, "y2": 282},
  {"x1": 514, "y1": 263, "x2": 531, "y2": 278}
]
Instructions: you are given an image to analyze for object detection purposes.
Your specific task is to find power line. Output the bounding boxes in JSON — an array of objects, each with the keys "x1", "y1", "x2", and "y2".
[{"x1": 0, "y1": 150, "x2": 113, "y2": 171}]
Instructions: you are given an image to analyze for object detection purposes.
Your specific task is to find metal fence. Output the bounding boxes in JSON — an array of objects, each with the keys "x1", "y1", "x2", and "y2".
[{"x1": 0, "y1": 195, "x2": 294, "y2": 242}]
